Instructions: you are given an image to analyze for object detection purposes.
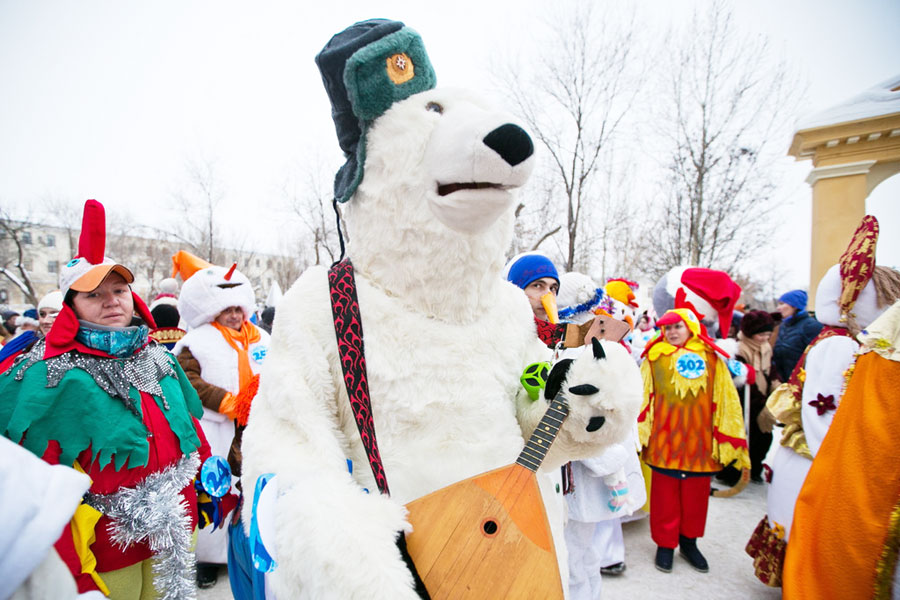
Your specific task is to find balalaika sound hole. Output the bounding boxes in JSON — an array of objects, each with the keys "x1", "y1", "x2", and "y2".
[{"x1": 482, "y1": 519, "x2": 499, "y2": 536}]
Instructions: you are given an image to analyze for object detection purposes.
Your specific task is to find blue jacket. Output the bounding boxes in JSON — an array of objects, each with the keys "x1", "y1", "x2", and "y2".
[{"x1": 772, "y1": 311, "x2": 823, "y2": 381}]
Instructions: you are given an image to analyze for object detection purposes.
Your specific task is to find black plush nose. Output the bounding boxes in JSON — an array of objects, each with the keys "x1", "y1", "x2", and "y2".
[{"x1": 483, "y1": 124, "x2": 533, "y2": 166}]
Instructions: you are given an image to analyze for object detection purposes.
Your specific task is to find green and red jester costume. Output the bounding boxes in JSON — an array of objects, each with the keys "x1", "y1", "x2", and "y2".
[{"x1": 0, "y1": 298, "x2": 210, "y2": 599}]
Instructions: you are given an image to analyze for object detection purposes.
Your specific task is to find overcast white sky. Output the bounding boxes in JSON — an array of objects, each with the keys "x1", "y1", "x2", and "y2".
[{"x1": 1, "y1": 0, "x2": 898, "y2": 292}]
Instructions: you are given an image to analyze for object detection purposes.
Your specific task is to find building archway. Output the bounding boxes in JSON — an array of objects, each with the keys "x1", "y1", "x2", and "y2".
[{"x1": 788, "y1": 75, "x2": 900, "y2": 307}]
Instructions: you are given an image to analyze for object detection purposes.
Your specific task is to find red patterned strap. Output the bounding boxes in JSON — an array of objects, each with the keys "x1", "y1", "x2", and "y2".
[{"x1": 328, "y1": 260, "x2": 390, "y2": 496}]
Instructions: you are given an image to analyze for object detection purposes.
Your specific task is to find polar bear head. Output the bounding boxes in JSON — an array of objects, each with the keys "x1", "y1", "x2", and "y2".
[
  {"x1": 317, "y1": 20, "x2": 535, "y2": 319},
  {"x1": 346, "y1": 89, "x2": 534, "y2": 298}
]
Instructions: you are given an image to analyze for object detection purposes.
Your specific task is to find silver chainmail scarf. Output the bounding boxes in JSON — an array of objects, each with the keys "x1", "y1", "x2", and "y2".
[
  {"x1": 12, "y1": 339, "x2": 177, "y2": 415},
  {"x1": 84, "y1": 452, "x2": 200, "y2": 600}
]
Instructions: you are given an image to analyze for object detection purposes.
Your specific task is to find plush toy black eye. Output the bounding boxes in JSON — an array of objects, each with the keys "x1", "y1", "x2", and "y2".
[
  {"x1": 586, "y1": 416, "x2": 606, "y2": 432},
  {"x1": 426, "y1": 101, "x2": 443, "y2": 114}
]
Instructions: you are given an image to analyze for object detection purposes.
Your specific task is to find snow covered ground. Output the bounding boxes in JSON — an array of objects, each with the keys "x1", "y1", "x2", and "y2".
[
  {"x1": 604, "y1": 479, "x2": 782, "y2": 599},
  {"x1": 199, "y1": 477, "x2": 782, "y2": 599}
]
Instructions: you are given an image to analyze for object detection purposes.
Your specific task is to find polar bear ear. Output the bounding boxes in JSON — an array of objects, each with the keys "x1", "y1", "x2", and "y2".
[
  {"x1": 591, "y1": 337, "x2": 606, "y2": 360},
  {"x1": 543, "y1": 358, "x2": 573, "y2": 401}
]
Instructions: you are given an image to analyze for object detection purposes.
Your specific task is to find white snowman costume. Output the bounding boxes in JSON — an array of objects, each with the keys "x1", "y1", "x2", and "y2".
[{"x1": 174, "y1": 264, "x2": 270, "y2": 565}]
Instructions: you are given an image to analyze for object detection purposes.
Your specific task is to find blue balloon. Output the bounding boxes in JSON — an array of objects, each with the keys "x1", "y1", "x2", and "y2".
[
  {"x1": 250, "y1": 473, "x2": 278, "y2": 573},
  {"x1": 200, "y1": 455, "x2": 232, "y2": 498}
]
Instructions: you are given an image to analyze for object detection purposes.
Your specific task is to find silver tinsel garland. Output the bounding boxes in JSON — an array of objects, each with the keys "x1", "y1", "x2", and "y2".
[
  {"x1": 85, "y1": 452, "x2": 200, "y2": 600},
  {"x1": 13, "y1": 340, "x2": 177, "y2": 414}
]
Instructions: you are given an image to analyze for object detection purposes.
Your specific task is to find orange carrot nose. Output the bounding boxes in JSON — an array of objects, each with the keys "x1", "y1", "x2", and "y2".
[{"x1": 541, "y1": 292, "x2": 559, "y2": 324}]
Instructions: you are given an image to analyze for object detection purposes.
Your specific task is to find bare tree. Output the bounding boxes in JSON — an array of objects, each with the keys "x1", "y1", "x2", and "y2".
[
  {"x1": 640, "y1": 1, "x2": 802, "y2": 280},
  {"x1": 269, "y1": 249, "x2": 306, "y2": 296},
  {"x1": 498, "y1": 3, "x2": 645, "y2": 272},
  {"x1": 169, "y1": 158, "x2": 227, "y2": 264},
  {"x1": 583, "y1": 156, "x2": 646, "y2": 282},
  {"x1": 0, "y1": 206, "x2": 38, "y2": 305},
  {"x1": 507, "y1": 164, "x2": 562, "y2": 259},
  {"x1": 105, "y1": 219, "x2": 179, "y2": 295},
  {"x1": 41, "y1": 196, "x2": 82, "y2": 256},
  {"x1": 281, "y1": 157, "x2": 342, "y2": 267}
]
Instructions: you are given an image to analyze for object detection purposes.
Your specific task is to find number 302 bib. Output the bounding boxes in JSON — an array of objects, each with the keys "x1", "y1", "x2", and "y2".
[{"x1": 675, "y1": 352, "x2": 706, "y2": 379}]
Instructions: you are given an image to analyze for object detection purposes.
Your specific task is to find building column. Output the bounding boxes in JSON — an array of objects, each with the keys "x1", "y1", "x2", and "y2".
[{"x1": 806, "y1": 160, "x2": 875, "y2": 308}]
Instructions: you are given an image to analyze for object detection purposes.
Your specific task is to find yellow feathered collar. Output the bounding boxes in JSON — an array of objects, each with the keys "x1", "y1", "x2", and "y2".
[{"x1": 647, "y1": 308, "x2": 707, "y2": 362}]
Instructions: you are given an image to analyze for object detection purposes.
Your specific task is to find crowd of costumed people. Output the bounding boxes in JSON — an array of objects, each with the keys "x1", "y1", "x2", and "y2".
[{"x1": 2, "y1": 17, "x2": 899, "y2": 600}]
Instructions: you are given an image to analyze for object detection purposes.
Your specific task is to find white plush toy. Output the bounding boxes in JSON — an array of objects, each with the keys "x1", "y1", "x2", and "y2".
[{"x1": 241, "y1": 19, "x2": 642, "y2": 599}]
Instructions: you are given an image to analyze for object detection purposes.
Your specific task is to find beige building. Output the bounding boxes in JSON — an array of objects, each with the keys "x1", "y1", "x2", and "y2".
[
  {"x1": 0, "y1": 222, "x2": 74, "y2": 310},
  {"x1": 0, "y1": 220, "x2": 300, "y2": 313},
  {"x1": 788, "y1": 74, "x2": 900, "y2": 305}
]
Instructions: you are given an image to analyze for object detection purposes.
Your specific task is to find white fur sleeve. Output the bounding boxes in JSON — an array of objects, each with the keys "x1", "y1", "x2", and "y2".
[
  {"x1": 801, "y1": 336, "x2": 857, "y2": 457},
  {"x1": 579, "y1": 443, "x2": 631, "y2": 478},
  {"x1": 240, "y1": 267, "x2": 420, "y2": 600}
]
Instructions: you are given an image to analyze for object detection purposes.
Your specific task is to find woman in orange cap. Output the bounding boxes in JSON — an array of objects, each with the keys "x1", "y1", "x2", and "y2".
[{"x1": 0, "y1": 200, "x2": 210, "y2": 599}]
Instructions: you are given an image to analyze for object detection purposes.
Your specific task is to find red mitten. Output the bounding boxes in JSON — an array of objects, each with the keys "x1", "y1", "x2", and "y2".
[{"x1": 745, "y1": 364, "x2": 757, "y2": 387}]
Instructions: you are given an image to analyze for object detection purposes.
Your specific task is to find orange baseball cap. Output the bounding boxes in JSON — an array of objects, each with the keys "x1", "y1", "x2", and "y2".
[{"x1": 64, "y1": 258, "x2": 134, "y2": 293}]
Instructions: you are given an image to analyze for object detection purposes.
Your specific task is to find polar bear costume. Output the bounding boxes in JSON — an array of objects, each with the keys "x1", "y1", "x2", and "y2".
[{"x1": 241, "y1": 19, "x2": 642, "y2": 599}]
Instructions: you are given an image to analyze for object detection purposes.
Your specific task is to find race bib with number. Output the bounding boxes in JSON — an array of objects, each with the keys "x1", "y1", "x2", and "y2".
[{"x1": 676, "y1": 352, "x2": 706, "y2": 380}]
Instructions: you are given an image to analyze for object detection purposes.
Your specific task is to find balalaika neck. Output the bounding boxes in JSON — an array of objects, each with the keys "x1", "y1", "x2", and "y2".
[{"x1": 516, "y1": 393, "x2": 569, "y2": 472}]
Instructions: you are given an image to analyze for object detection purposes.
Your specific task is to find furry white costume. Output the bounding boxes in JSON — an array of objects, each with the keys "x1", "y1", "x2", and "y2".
[{"x1": 241, "y1": 20, "x2": 642, "y2": 599}]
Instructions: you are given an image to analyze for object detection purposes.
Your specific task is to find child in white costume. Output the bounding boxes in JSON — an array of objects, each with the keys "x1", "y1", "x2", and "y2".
[{"x1": 557, "y1": 272, "x2": 645, "y2": 599}]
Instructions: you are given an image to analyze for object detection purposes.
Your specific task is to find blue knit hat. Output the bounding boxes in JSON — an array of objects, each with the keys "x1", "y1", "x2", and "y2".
[
  {"x1": 506, "y1": 253, "x2": 559, "y2": 290},
  {"x1": 315, "y1": 19, "x2": 437, "y2": 204},
  {"x1": 778, "y1": 289, "x2": 808, "y2": 310}
]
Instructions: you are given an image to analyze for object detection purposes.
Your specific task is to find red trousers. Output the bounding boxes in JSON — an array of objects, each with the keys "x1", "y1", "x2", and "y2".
[{"x1": 649, "y1": 470, "x2": 712, "y2": 548}]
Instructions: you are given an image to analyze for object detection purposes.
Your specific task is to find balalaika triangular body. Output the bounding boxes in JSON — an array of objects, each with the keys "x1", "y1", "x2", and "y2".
[{"x1": 404, "y1": 394, "x2": 569, "y2": 599}]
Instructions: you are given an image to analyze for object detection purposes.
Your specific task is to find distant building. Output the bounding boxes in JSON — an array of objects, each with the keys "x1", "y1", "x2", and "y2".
[
  {"x1": 0, "y1": 219, "x2": 300, "y2": 312},
  {"x1": 0, "y1": 221, "x2": 74, "y2": 309}
]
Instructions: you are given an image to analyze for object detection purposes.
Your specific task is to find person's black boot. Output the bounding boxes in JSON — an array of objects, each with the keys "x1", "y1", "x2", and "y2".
[
  {"x1": 655, "y1": 547, "x2": 674, "y2": 573},
  {"x1": 600, "y1": 561, "x2": 626, "y2": 575},
  {"x1": 678, "y1": 535, "x2": 709, "y2": 573},
  {"x1": 196, "y1": 563, "x2": 218, "y2": 589}
]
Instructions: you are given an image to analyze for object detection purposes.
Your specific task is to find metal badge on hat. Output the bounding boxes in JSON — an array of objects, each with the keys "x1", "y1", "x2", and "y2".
[{"x1": 838, "y1": 215, "x2": 879, "y2": 322}]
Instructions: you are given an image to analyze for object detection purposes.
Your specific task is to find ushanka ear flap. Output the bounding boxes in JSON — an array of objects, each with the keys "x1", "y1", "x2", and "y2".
[{"x1": 543, "y1": 358, "x2": 574, "y2": 401}]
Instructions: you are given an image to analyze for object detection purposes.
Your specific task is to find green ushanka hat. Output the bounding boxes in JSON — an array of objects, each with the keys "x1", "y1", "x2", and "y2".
[{"x1": 315, "y1": 19, "x2": 437, "y2": 203}]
